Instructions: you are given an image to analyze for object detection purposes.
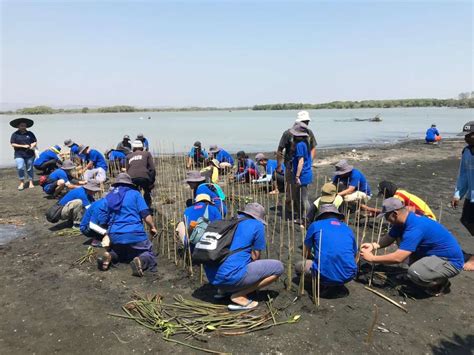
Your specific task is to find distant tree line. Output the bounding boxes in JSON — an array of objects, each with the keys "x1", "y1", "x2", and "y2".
[
  {"x1": 2, "y1": 92, "x2": 473, "y2": 115},
  {"x1": 253, "y1": 95, "x2": 474, "y2": 111}
]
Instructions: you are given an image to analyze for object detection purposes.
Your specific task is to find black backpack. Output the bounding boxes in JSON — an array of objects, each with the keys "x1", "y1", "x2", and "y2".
[{"x1": 192, "y1": 217, "x2": 248, "y2": 265}]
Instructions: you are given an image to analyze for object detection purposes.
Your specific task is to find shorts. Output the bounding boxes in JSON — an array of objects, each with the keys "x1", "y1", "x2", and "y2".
[{"x1": 220, "y1": 259, "x2": 284, "y2": 292}]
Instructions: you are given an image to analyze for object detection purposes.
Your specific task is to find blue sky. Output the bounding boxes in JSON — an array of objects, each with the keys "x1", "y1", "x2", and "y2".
[{"x1": 1, "y1": 0, "x2": 472, "y2": 107}]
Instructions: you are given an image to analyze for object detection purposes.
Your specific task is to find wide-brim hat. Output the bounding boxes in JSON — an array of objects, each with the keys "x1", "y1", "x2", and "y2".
[
  {"x1": 238, "y1": 203, "x2": 267, "y2": 225},
  {"x1": 334, "y1": 159, "x2": 353, "y2": 176},
  {"x1": 295, "y1": 110, "x2": 311, "y2": 123},
  {"x1": 112, "y1": 173, "x2": 135, "y2": 186},
  {"x1": 255, "y1": 153, "x2": 266, "y2": 162},
  {"x1": 209, "y1": 145, "x2": 220, "y2": 153},
  {"x1": 78, "y1": 145, "x2": 89, "y2": 155},
  {"x1": 131, "y1": 140, "x2": 143, "y2": 149},
  {"x1": 315, "y1": 204, "x2": 344, "y2": 220},
  {"x1": 83, "y1": 180, "x2": 102, "y2": 192},
  {"x1": 10, "y1": 117, "x2": 34, "y2": 128},
  {"x1": 64, "y1": 139, "x2": 73, "y2": 147},
  {"x1": 195, "y1": 193, "x2": 214, "y2": 204},
  {"x1": 185, "y1": 171, "x2": 206, "y2": 183},
  {"x1": 320, "y1": 183, "x2": 337, "y2": 204},
  {"x1": 61, "y1": 160, "x2": 76, "y2": 170},
  {"x1": 210, "y1": 159, "x2": 220, "y2": 168},
  {"x1": 123, "y1": 134, "x2": 131, "y2": 140}
]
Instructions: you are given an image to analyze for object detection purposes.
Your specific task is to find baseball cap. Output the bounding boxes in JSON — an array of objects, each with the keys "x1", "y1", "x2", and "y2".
[
  {"x1": 458, "y1": 121, "x2": 474, "y2": 136},
  {"x1": 377, "y1": 197, "x2": 405, "y2": 218}
]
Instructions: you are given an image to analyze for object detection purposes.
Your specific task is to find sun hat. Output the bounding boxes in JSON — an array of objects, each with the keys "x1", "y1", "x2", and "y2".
[
  {"x1": 334, "y1": 160, "x2": 354, "y2": 176},
  {"x1": 123, "y1": 134, "x2": 131, "y2": 140},
  {"x1": 9, "y1": 117, "x2": 34, "y2": 128},
  {"x1": 137, "y1": 133, "x2": 144, "y2": 139},
  {"x1": 431, "y1": 124, "x2": 436, "y2": 127},
  {"x1": 112, "y1": 173, "x2": 135, "y2": 186},
  {"x1": 295, "y1": 110, "x2": 311, "y2": 123},
  {"x1": 236, "y1": 151, "x2": 247, "y2": 159},
  {"x1": 209, "y1": 145, "x2": 220, "y2": 153},
  {"x1": 195, "y1": 193, "x2": 214, "y2": 204},
  {"x1": 83, "y1": 180, "x2": 102, "y2": 192},
  {"x1": 315, "y1": 204, "x2": 344, "y2": 220},
  {"x1": 61, "y1": 160, "x2": 76, "y2": 170},
  {"x1": 131, "y1": 140, "x2": 144, "y2": 149},
  {"x1": 289, "y1": 122, "x2": 309, "y2": 137},
  {"x1": 378, "y1": 181, "x2": 398, "y2": 198},
  {"x1": 210, "y1": 159, "x2": 220, "y2": 168},
  {"x1": 320, "y1": 183, "x2": 338, "y2": 204},
  {"x1": 186, "y1": 171, "x2": 206, "y2": 183},
  {"x1": 458, "y1": 121, "x2": 474, "y2": 136},
  {"x1": 64, "y1": 139, "x2": 73, "y2": 147},
  {"x1": 238, "y1": 203, "x2": 267, "y2": 225},
  {"x1": 194, "y1": 141, "x2": 202, "y2": 148},
  {"x1": 377, "y1": 197, "x2": 405, "y2": 218},
  {"x1": 78, "y1": 145, "x2": 89, "y2": 155},
  {"x1": 255, "y1": 153, "x2": 266, "y2": 162}
]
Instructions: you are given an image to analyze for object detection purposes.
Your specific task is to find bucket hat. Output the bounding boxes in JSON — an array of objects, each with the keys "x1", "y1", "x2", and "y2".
[
  {"x1": 186, "y1": 171, "x2": 206, "y2": 183},
  {"x1": 320, "y1": 183, "x2": 338, "y2": 204},
  {"x1": 61, "y1": 160, "x2": 76, "y2": 170},
  {"x1": 295, "y1": 110, "x2": 311, "y2": 123},
  {"x1": 195, "y1": 194, "x2": 214, "y2": 204},
  {"x1": 83, "y1": 180, "x2": 102, "y2": 192},
  {"x1": 334, "y1": 160, "x2": 354, "y2": 176},
  {"x1": 64, "y1": 139, "x2": 73, "y2": 147},
  {"x1": 112, "y1": 173, "x2": 135, "y2": 186},
  {"x1": 315, "y1": 204, "x2": 344, "y2": 220},
  {"x1": 131, "y1": 140, "x2": 143, "y2": 149},
  {"x1": 209, "y1": 145, "x2": 220, "y2": 153},
  {"x1": 238, "y1": 203, "x2": 267, "y2": 225},
  {"x1": 78, "y1": 145, "x2": 89, "y2": 155}
]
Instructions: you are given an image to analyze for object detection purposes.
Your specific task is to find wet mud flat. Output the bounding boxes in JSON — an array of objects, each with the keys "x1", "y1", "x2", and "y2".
[{"x1": 0, "y1": 139, "x2": 473, "y2": 354}]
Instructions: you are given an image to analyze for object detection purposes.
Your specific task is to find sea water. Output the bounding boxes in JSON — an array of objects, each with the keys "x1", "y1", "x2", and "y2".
[{"x1": 1, "y1": 107, "x2": 472, "y2": 167}]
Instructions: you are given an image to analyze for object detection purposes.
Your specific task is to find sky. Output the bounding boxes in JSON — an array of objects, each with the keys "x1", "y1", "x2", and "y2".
[{"x1": 0, "y1": 0, "x2": 472, "y2": 108}]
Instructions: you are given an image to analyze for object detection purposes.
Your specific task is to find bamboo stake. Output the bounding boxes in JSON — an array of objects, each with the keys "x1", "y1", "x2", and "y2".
[
  {"x1": 317, "y1": 229, "x2": 322, "y2": 307},
  {"x1": 364, "y1": 286, "x2": 408, "y2": 313}
]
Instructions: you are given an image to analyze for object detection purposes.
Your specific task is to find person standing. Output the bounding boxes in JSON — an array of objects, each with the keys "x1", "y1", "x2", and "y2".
[
  {"x1": 10, "y1": 117, "x2": 37, "y2": 190},
  {"x1": 276, "y1": 112, "x2": 317, "y2": 212},
  {"x1": 126, "y1": 140, "x2": 156, "y2": 207},
  {"x1": 451, "y1": 121, "x2": 474, "y2": 270}
]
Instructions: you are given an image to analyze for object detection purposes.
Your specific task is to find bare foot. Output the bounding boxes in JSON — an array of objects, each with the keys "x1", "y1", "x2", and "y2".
[
  {"x1": 269, "y1": 190, "x2": 279, "y2": 195},
  {"x1": 463, "y1": 255, "x2": 474, "y2": 271},
  {"x1": 28, "y1": 181, "x2": 34, "y2": 188},
  {"x1": 230, "y1": 295, "x2": 258, "y2": 308}
]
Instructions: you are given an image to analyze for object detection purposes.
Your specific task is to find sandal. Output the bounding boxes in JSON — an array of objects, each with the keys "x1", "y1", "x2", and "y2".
[
  {"x1": 228, "y1": 300, "x2": 258, "y2": 311},
  {"x1": 18, "y1": 183, "x2": 25, "y2": 191},
  {"x1": 97, "y1": 252, "x2": 112, "y2": 271},
  {"x1": 130, "y1": 257, "x2": 144, "y2": 277}
]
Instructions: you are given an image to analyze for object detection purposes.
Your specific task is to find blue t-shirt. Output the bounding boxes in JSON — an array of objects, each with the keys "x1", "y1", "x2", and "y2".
[
  {"x1": 425, "y1": 127, "x2": 440, "y2": 142},
  {"x1": 293, "y1": 141, "x2": 313, "y2": 186},
  {"x1": 333, "y1": 168, "x2": 371, "y2": 195},
  {"x1": 188, "y1": 147, "x2": 209, "y2": 159},
  {"x1": 196, "y1": 183, "x2": 227, "y2": 217},
  {"x1": 265, "y1": 159, "x2": 285, "y2": 175},
  {"x1": 85, "y1": 149, "x2": 108, "y2": 170},
  {"x1": 108, "y1": 150, "x2": 126, "y2": 163},
  {"x1": 43, "y1": 169, "x2": 70, "y2": 194},
  {"x1": 70, "y1": 144, "x2": 80, "y2": 155},
  {"x1": 389, "y1": 212, "x2": 464, "y2": 270},
  {"x1": 204, "y1": 216, "x2": 266, "y2": 286},
  {"x1": 305, "y1": 218, "x2": 357, "y2": 285},
  {"x1": 235, "y1": 158, "x2": 259, "y2": 181},
  {"x1": 104, "y1": 188, "x2": 150, "y2": 244},
  {"x1": 80, "y1": 198, "x2": 108, "y2": 234},
  {"x1": 59, "y1": 187, "x2": 94, "y2": 208},
  {"x1": 142, "y1": 138, "x2": 150, "y2": 151},
  {"x1": 215, "y1": 149, "x2": 234, "y2": 165},
  {"x1": 34, "y1": 149, "x2": 59, "y2": 167},
  {"x1": 184, "y1": 201, "x2": 222, "y2": 228}
]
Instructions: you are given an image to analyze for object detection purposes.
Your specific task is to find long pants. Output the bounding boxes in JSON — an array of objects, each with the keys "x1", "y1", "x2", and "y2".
[
  {"x1": 295, "y1": 184, "x2": 310, "y2": 221},
  {"x1": 284, "y1": 162, "x2": 296, "y2": 212},
  {"x1": 132, "y1": 177, "x2": 153, "y2": 207},
  {"x1": 35, "y1": 159, "x2": 58, "y2": 175},
  {"x1": 15, "y1": 157, "x2": 34, "y2": 181},
  {"x1": 60, "y1": 199, "x2": 83, "y2": 224},
  {"x1": 461, "y1": 199, "x2": 474, "y2": 236},
  {"x1": 407, "y1": 255, "x2": 460, "y2": 289},
  {"x1": 84, "y1": 167, "x2": 106, "y2": 182},
  {"x1": 109, "y1": 239, "x2": 157, "y2": 272},
  {"x1": 272, "y1": 171, "x2": 285, "y2": 192}
]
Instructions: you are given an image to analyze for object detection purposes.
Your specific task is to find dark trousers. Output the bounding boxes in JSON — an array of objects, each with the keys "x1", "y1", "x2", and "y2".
[
  {"x1": 132, "y1": 177, "x2": 153, "y2": 207},
  {"x1": 35, "y1": 159, "x2": 58, "y2": 175},
  {"x1": 461, "y1": 199, "x2": 474, "y2": 236},
  {"x1": 272, "y1": 171, "x2": 285, "y2": 192},
  {"x1": 109, "y1": 240, "x2": 157, "y2": 272}
]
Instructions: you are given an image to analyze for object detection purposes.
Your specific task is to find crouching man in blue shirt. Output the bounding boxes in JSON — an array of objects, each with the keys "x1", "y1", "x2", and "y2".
[
  {"x1": 360, "y1": 198, "x2": 464, "y2": 296},
  {"x1": 97, "y1": 173, "x2": 158, "y2": 277},
  {"x1": 204, "y1": 203, "x2": 284, "y2": 311},
  {"x1": 296, "y1": 204, "x2": 357, "y2": 297}
]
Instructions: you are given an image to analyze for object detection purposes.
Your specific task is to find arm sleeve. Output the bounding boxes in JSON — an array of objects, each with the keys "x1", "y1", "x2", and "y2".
[
  {"x1": 398, "y1": 228, "x2": 423, "y2": 252},
  {"x1": 147, "y1": 153, "x2": 156, "y2": 175},
  {"x1": 309, "y1": 129, "x2": 317, "y2": 148},
  {"x1": 277, "y1": 131, "x2": 289, "y2": 152},
  {"x1": 188, "y1": 148, "x2": 194, "y2": 157},
  {"x1": 30, "y1": 132, "x2": 37, "y2": 143},
  {"x1": 10, "y1": 133, "x2": 17, "y2": 144},
  {"x1": 137, "y1": 193, "x2": 150, "y2": 218},
  {"x1": 349, "y1": 172, "x2": 361, "y2": 189},
  {"x1": 253, "y1": 223, "x2": 267, "y2": 251},
  {"x1": 454, "y1": 151, "x2": 468, "y2": 199},
  {"x1": 295, "y1": 143, "x2": 305, "y2": 159}
]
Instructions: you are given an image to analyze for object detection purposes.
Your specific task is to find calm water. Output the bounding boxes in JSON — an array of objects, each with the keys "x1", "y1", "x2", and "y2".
[{"x1": 1, "y1": 107, "x2": 472, "y2": 167}]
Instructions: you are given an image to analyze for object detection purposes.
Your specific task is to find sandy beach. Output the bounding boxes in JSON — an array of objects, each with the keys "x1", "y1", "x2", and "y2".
[{"x1": 1, "y1": 139, "x2": 473, "y2": 354}]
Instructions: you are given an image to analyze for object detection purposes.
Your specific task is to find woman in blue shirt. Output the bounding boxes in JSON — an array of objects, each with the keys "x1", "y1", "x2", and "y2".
[{"x1": 9, "y1": 118, "x2": 37, "y2": 190}]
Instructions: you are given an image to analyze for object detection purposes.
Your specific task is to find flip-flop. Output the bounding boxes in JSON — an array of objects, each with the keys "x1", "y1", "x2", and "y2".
[
  {"x1": 130, "y1": 257, "x2": 144, "y2": 277},
  {"x1": 228, "y1": 300, "x2": 258, "y2": 311},
  {"x1": 97, "y1": 252, "x2": 112, "y2": 271}
]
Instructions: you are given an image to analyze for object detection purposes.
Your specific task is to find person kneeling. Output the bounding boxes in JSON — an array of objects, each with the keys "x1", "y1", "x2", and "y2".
[
  {"x1": 360, "y1": 198, "x2": 464, "y2": 296},
  {"x1": 97, "y1": 173, "x2": 157, "y2": 277},
  {"x1": 296, "y1": 204, "x2": 357, "y2": 297},
  {"x1": 80, "y1": 197, "x2": 109, "y2": 247},
  {"x1": 201, "y1": 203, "x2": 284, "y2": 311}
]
